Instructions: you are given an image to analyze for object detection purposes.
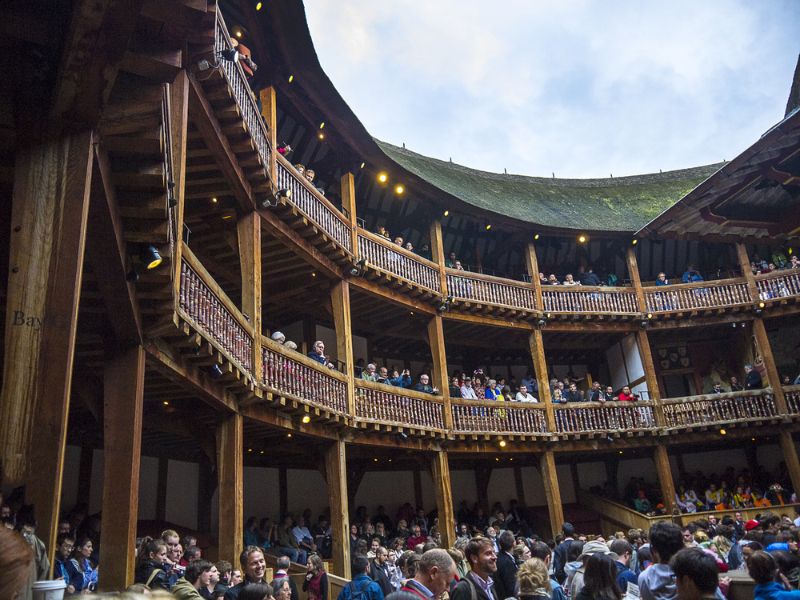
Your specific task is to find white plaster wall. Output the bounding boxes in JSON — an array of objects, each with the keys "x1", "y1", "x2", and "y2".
[
  {"x1": 622, "y1": 334, "x2": 645, "y2": 382},
  {"x1": 522, "y1": 466, "x2": 548, "y2": 507},
  {"x1": 556, "y1": 464, "x2": 576, "y2": 503},
  {"x1": 680, "y1": 449, "x2": 747, "y2": 475},
  {"x1": 606, "y1": 344, "x2": 627, "y2": 390},
  {"x1": 451, "y1": 470, "x2": 477, "y2": 506},
  {"x1": 138, "y1": 456, "x2": 159, "y2": 521},
  {"x1": 316, "y1": 325, "x2": 338, "y2": 362},
  {"x1": 757, "y1": 444, "x2": 784, "y2": 472},
  {"x1": 354, "y1": 471, "x2": 415, "y2": 514},
  {"x1": 243, "y1": 466, "x2": 280, "y2": 519},
  {"x1": 165, "y1": 460, "x2": 199, "y2": 530},
  {"x1": 288, "y1": 468, "x2": 328, "y2": 516},
  {"x1": 617, "y1": 458, "x2": 655, "y2": 491},
  {"x1": 577, "y1": 462, "x2": 608, "y2": 490}
]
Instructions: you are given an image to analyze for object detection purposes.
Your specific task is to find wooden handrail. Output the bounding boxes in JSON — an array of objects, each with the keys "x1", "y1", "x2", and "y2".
[
  {"x1": 446, "y1": 268, "x2": 536, "y2": 310},
  {"x1": 643, "y1": 277, "x2": 748, "y2": 291},
  {"x1": 576, "y1": 489, "x2": 655, "y2": 532},
  {"x1": 542, "y1": 285, "x2": 639, "y2": 314},
  {"x1": 553, "y1": 402, "x2": 656, "y2": 433},
  {"x1": 261, "y1": 335, "x2": 348, "y2": 382},
  {"x1": 355, "y1": 378, "x2": 445, "y2": 402},
  {"x1": 450, "y1": 401, "x2": 549, "y2": 434},
  {"x1": 445, "y1": 266, "x2": 530, "y2": 286},
  {"x1": 359, "y1": 228, "x2": 440, "y2": 270},
  {"x1": 542, "y1": 284, "x2": 634, "y2": 293},
  {"x1": 355, "y1": 380, "x2": 445, "y2": 430},
  {"x1": 357, "y1": 231, "x2": 441, "y2": 292},
  {"x1": 754, "y1": 268, "x2": 800, "y2": 281},
  {"x1": 661, "y1": 389, "x2": 778, "y2": 429},
  {"x1": 660, "y1": 388, "x2": 772, "y2": 404}
]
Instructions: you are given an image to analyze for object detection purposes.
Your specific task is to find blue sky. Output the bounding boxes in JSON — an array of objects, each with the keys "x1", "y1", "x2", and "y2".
[{"x1": 304, "y1": 0, "x2": 799, "y2": 178}]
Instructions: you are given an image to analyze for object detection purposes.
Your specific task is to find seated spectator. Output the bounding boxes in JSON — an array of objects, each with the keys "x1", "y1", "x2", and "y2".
[
  {"x1": 460, "y1": 379, "x2": 478, "y2": 399},
  {"x1": 498, "y1": 385, "x2": 513, "y2": 402},
  {"x1": 362, "y1": 363, "x2": 378, "y2": 382},
  {"x1": 406, "y1": 525, "x2": 427, "y2": 550},
  {"x1": 587, "y1": 381, "x2": 603, "y2": 402},
  {"x1": 617, "y1": 386, "x2": 637, "y2": 402},
  {"x1": 656, "y1": 272, "x2": 670, "y2": 286},
  {"x1": 307, "y1": 340, "x2": 334, "y2": 368},
  {"x1": 405, "y1": 242, "x2": 414, "y2": 252},
  {"x1": 729, "y1": 376, "x2": 743, "y2": 391},
  {"x1": 419, "y1": 244, "x2": 432, "y2": 260},
  {"x1": 516, "y1": 385, "x2": 537, "y2": 402},
  {"x1": 413, "y1": 374, "x2": 438, "y2": 394},
  {"x1": 539, "y1": 273, "x2": 549, "y2": 285},
  {"x1": 54, "y1": 533, "x2": 76, "y2": 594},
  {"x1": 563, "y1": 274, "x2": 581, "y2": 286},
  {"x1": 135, "y1": 537, "x2": 171, "y2": 590},
  {"x1": 276, "y1": 516, "x2": 306, "y2": 564},
  {"x1": 271, "y1": 331, "x2": 286, "y2": 344},
  {"x1": 580, "y1": 267, "x2": 602, "y2": 286},
  {"x1": 710, "y1": 382, "x2": 724, "y2": 394},
  {"x1": 682, "y1": 265, "x2": 704, "y2": 283},
  {"x1": 485, "y1": 379, "x2": 499, "y2": 400},
  {"x1": 521, "y1": 371, "x2": 538, "y2": 395},
  {"x1": 634, "y1": 491, "x2": 654, "y2": 515},
  {"x1": 450, "y1": 377, "x2": 463, "y2": 398},
  {"x1": 446, "y1": 252, "x2": 458, "y2": 268},
  {"x1": 603, "y1": 386, "x2": 616, "y2": 402},
  {"x1": 792, "y1": 255, "x2": 800, "y2": 269},
  {"x1": 292, "y1": 516, "x2": 317, "y2": 557},
  {"x1": 376, "y1": 226, "x2": 390, "y2": 240},
  {"x1": 670, "y1": 548, "x2": 719, "y2": 600},
  {"x1": 66, "y1": 537, "x2": 98, "y2": 593},
  {"x1": 553, "y1": 388, "x2": 566, "y2": 403},
  {"x1": 566, "y1": 383, "x2": 584, "y2": 403},
  {"x1": 745, "y1": 364, "x2": 763, "y2": 390},
  {"x1": 393, "y1": 236, "x2": 404, "y2": 246},
  {"x1": 454, "y1": 260, "x2": 465, "y2": 271},
  {"x1": 386, "y1": 368, "x2": 412, "y2": 388},
  {"x1": 548, "y1": 274, "x2": 560, "y2": 285}
]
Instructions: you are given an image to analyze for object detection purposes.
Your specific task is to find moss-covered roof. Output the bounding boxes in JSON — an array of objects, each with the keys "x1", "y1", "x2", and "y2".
[{"x1": 376, "y1": 140, "x2": 723, "y2": 232}]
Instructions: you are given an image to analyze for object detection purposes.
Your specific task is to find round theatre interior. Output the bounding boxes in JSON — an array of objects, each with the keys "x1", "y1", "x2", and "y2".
[{"x1": 2, "y1": 0, "x2": 800, "y2": 590}]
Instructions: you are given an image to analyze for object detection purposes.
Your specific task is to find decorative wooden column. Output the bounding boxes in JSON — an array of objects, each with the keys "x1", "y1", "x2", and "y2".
[
  {"x1": 217, "y1": 414, "x2": 244, "y2": 564},
  {"x1": 1, "y1": 130, "x2": 94, "y2": 568},
  {"x1": 779, "y1": 432, "x2": 800, "y2": 500},
  {"x1": 752, "y1": 319, "x2": 788, "y2": 413},
  {"x1": 325, "y1": 440, "x2": 351, "y2": 579},
  {"x1": 259, "y1": 86, "x2": 278, "y2": 184},
  {"x1": 626, "y1": 247, "x2": 648, "y2": 312},
  {"x1": 430, "y1": 219, "x2": 448, "y2": 296},
  {"x1": 653, "y1": 445, "x2": 677, "y2": 513},
  {"x1": 528, "y1": 330, "x2": 555, "y2": 431},
  {"x1": 238, "y1": 212, "x2": 263, "y2": 386},
  {"x1": 427, "y1": 315, "x2": 453, "y2": 428},
  {"x1": 170, "y1": 70, "x2": 189, "y2": 309},
  {"x1": 539, "y1": 451, "x2": 564, "y2": 540},
  {"x1": 341, "y1": 173, "x2": 359, "y2": 259},
  {"x1": 431, "y1": 450, "x2": 455, "y2": 549},
  {"x1": 331, "y1": 281, "x2": 356, "y2": 417},
  {"x1": 525, "y1": 241, "x2": 544, "y2": 311},
  {"x1": 99, "y1": 346, "x2": 145, "y2": 591},
  {"x1": 735, "y1": 243, "x2": 760, "y2": 302}
]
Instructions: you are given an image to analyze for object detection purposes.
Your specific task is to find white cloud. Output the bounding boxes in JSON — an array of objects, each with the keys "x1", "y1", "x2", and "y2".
[{"x1": 305, "y1": 0, "x2": 799, "y2": 177}]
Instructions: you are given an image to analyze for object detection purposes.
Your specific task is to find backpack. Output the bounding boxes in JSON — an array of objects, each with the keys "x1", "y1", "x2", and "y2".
[{"x1": 347, "y1": 578, "x2": 372, "y2": 600}]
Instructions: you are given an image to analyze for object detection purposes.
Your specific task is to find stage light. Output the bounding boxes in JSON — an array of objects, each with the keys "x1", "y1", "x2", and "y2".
[
  {"x1": 720, "y1": 428, "x2": 727, "y2": 435},
  {"x1": 632, "y1": 239, "x2": 638, "y2": 245},
  {"x1": 394, "y1": 184, "x2": 405, "y2": 195},
  {"x1": 287, "y1": 433, "x2": 292, "y2": 438},
  {"x1": 311, "y1": 272, "x2": 316, "y2": 278},
  {"x1": 443, "y1": 210, "x2": 449, "y2": 217},
  {"x1": 288, "y1": 74, "x2": 294, "y2": 83},
  {"x1": 140, "y1": 245, "x2": 163, "y2": 270},
  {"x1": 578, "y1": 234, "x2": 588, "y2": 244},
  {"x1": 534, "y1": 233, "x2": 540, "y2": 240},
  {"x1": 318, "y1": 132, "x2": 325, "y2": 140},
  {"x1": 219, "y1": 48, "x2": 240, "y2": 62},
  {"x1": 647, "y1": 313, "x2": 653, "y2": 319},
  {"x1": 485, "y1": 224, "x2": 492, "y2": 231},
  {"x1": 211, "y1": 197, "x2": 218, "y2": 203},
  {"x1": 350, "y1": 258, "x2": 366, "y2": 276},
  {"x1": 256, "y1": 2, "x2": 263, "y2": 10},
  {"x1": 162, "y1": 401, "x2": 169, "y2": 406},
  {"x1": 499, "y1": 440, "x2": 507, "y2": 448},
  {"x1": 302, "y1": 415, "x2": 311, "y2": 424},
  {"x1": 377, "y1": 172, "x2": 388, "y2": 184},
  {"x1": 758, "y1": 301, "x2": 766, "y2": 309},
  {"x1": 360, "y1": 162, "x2": 365, "y2": 169}
]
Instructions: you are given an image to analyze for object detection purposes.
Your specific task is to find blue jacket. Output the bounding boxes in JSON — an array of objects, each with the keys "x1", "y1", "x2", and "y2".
[
  {"x1": 336, "y1": 574, "x2": 385, "y2": 600},
  {"x1": 754, "y1": 582, "x2": 800, "y2": 600}
]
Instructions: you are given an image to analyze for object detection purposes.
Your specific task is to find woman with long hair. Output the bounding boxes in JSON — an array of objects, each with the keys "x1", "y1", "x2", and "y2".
[
  {"x1": 517, "y1": 558, "x2": 551, "y2": 600},
  {"x1": 134, "y1": 536, "x2": 171, "y2": 590},
  {"x1": 304, "y1": 554, "x2": 329, "y2": 600},
  {"x1": 66, "y1": 537, "x2": 99, "y2": 593},
  {"x1": 574, "y1": 554, "x2": 621, "y2": 600}
]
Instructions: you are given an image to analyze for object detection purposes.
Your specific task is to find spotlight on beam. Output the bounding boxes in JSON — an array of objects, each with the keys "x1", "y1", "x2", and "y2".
[
  {"x1": 140, "y1": 245, "x2": 163, "y2": 270},
  {"x1": 350, "y1": 258, "x2": 366, "y2": 277},
  {"x1": 219, "y1": 48, "x2": 240, "y2": 63},
  {"x1": 302, "y1": 415, "x2": 311, "y2": 424}
]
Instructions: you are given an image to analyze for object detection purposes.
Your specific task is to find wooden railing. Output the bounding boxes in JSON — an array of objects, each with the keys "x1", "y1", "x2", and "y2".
[
  {"x1": 661, "y1": 389, "x2": 778, "y2": 428},
  {"x1": 755, "y1": 269, "x2": 800, "y2": 301},
  {"x1": 576, "y1": 489, "x2": 655, "y2": 532},
  {"x1": 554, "y1": 401, "x2": 655, "y2": 433},
  {"x1": 358, "y1": 231, "x2": 441, "y2": 293},
  {"x1": 542, "y1": 285, "x2": 638, "y2": 314},
  {"x1": 644, "y1": 278, "x2": 751, "y2": 313},
  {"x1": 446, "y1": 269, "x2": 536, "y2": 311},
  {"x1": 179, "y1": 246, "x2": 253, "y2": 371},
  {"x1": 262, "y1": 338, "x2": 348, "y2": 415},
  {"x1": 214, "y1": 10, "x2": 271, "y2": 176},
  {"x1": 784, "y1": 384, "x2": 800, "y2": 415},
  {"x1": 450, "y1": 400, "x2": 548, "y2": 435},
  {"x1": 355, "y1": 380, "x2": 444, "y2": 430},
  {"x1": 276, "y1": 155, "x2": 352, "y2": 252}
]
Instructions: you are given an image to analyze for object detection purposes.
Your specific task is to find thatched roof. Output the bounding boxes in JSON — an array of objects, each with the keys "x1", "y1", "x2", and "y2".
[{"x1": 377, "y1": 141, "x2": 722, "y2": 232}]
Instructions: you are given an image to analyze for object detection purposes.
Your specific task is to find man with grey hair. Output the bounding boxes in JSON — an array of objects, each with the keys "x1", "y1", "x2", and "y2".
[
  {"x1": 401, "y1": 548, "x2": 457, "y2": 600},
  {"x1": 362, "y1": 363, "x2": 378, "y2": 381},
  {"x1": 744, "y1": 364, "x2": 763, "y2": 389},
  {"x1": 307, "y1": 340, "x2": 334, "y2": 368}
]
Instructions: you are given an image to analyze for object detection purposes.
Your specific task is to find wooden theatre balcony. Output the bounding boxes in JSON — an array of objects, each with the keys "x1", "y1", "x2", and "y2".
[
  {"x1": 554, "y1": 401, "x2": 656, "y2": 437},
  {"x1": 446, "y1": 270, "x2": 537, "y2": 318},
  {"x1": 358, "y1": 230, "x2": 441, "y2": 297},
  {"x1": 643, "y1": 278, "x2": 752, "y2": 315},
  {"x1": 450, "y1": 400, "x2": 548, "y2": 437},
  {"x1": 355, "y1": 380, "x2": 445, "y2": 435},
  {"x1": 542, "y1": 285, "x2": 639, "y2": 318},
  {"x1": 661, "y1": 389, "x2": 780, "y2": 432}
]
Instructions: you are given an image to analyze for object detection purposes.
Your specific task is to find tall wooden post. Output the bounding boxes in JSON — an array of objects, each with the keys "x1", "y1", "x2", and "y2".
[
  {"x1": 217, "y1": 414, "x2": 244, "y2": 564},
  {"x1": 626, "y1": 247, "x2": 648, "y2": 313},
  {"x1": 170, "y1": 71, "x2": 189, "y2": 309},
  {"x1": 325, "y1": 440, "x2": 351, "y2": 579},
  {"x1": 752, "y1": 319, "x2": 788, "y2": 413},
  {"x1": 430, "y1": 219, "x2": 448, "y2": 296},
  {"x1": 331, "y1": 281, "x2": 355, "y2": 417},
  {"x1": 735, "y1": 243, "x2": 760, "y2": 302},
  {"x1": 341, "y1": 173, "x2": 359, "y2": 259},
  {"x1": 525, "y1": 241, "x2": 543, "y2": 311},
  {"x1": 259, "y1": 86, "x2": 278, "y2": 185},
  {"x1": 427, "y1": 315, "x2": 452, "y2": 428},
  {"x1": 1, "y1": 131, "x2": 94, "y2": 568},
  {"x1": 99, "y1": 346, "x2": 145, "y2": 590},
  {"x1": 779, "y1": 432, "x2": 800, "y2": 499},
  {"x1": 431, "y1": 450, "x2": 455, "y2": 549},
  {"x1": 653, "y1": 445, "x2": 677, "y2": 513},
  {"x1": 238, "y1": 212, "x2": 262, "y2": 384},
  {"x1": 539, "y1": 451, "x2": 564, "y2": 540},
  {"x1": 528, "y1": 331, "x2": 555, "y2": 431}
]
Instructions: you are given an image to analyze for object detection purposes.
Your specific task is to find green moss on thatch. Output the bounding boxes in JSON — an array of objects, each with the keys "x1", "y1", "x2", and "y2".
[{"x1": 376, "y1": 140, "x2": 722, "y2": 232}]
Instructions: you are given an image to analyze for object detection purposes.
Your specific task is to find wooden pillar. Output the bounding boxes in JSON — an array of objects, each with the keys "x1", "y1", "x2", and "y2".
[
  {"x1": 735, "y1": 243, "x2": 759, "y2": 302},
  {"x1": 431, "y1": 451, "x2": 455, "y2": 549},
  {"x1": 170, "y1": 70, "x2": 189, "y2": 309},
  {"x1": 779, "y1": 432, "x2": 800, "y2": 497},
  {"x1": 539, "y1": 451, "x2": 564, "y2": 540},
  {"x1": 238, "y1": 212, "x2": 262, "y2": 384},
  {"x1": 430, "y1": 219, "x2": 448, "y2": 296},
  {"x1": 427, "y1": 315, "x2": 452, "y2": 427},
  {"x1": 217, "y1": 414, "x2": 244, "y2": 564},
  {"x1": 626, "y1": 247, "x2": 647, "y2": 312},
  {"x1": 636, "y1": 329, "x2": 665, "y2": 421},
  {"x1": 752, "y1": 318, "x2": 788, "y2": 413},
  {"x1": 2, "y1": 130, "x2": 94, "y2": 569},
  {"x1": 525, "y1": 241, "x2": 544, "y2": 310},
  {"x1": 653, "y1": 445, "x2": 677, "y2": 512},
  {"x1": 324, "y1": 440, "x2": 351, "y2": 579},
  {"x1": 529, "y1": 331, "x2": 555, "y2": 431},
  {"x1": 331, "y1": 281, "x2": 355, "y2": 416},
  {"x1": 156, "y1": 456, "x2": 169, "y2": 522},
  {"x1": 259, "y1": 86, "x2": 278, "y2": 184},
  {"x1": 341, "y1": 173, "x2": 359, "y2": 258},
  {"x1": 513, "y1": 466, "x2": 527, "y2": 505},
  {"x1": 98, "y1": 346, "x2": 145, "y2": 590}
]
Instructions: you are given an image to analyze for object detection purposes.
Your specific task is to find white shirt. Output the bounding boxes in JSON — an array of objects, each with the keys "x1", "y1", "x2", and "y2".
[
  {"x1": 461, "y1": 385, "x2": 478, "y2": 399},
  {"x1": 516, "y1": 392, "x2": 538, "y2": 402}
]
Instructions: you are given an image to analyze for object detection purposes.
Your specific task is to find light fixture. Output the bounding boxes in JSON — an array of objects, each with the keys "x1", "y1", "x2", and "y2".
[
  {"x1": 789, "y1": 248, "x2": 794, "y2": 255},
  {"x1": 443, "y1": 210, "x2": 449, "y2": 217},
  {"x1": 646, "y1": 312, "x2": 653, "y2": 319},
  {"x1": 373, "y1": 458, "x2": 378, "y2": 463},
  {"x1": 302, "y1": 415, "x2": 311, "y2": 424},
  {"x1": 140, "y1": 245, "x2": 163, "y2": 270},
  {"x1": 210, "y1": 364, "x2": 223, "y2": 379},
  {"x1": 754, "y1": 303, "x2": 764, "y2": 316},
  {"x1": 485, "y1": 224, "x2": 492, "y2": 231},
  {"x1": 396, "y1": 432, "x2": 408, "y2": 441},
  {"x1": 319, "y1": 122, "x2": 325, "y2": 129},
  {"x1": 534, "y1": 233, "x2": 540, "y2": 240},
  {"x1": 211, "y1": 196, "x2": 218, "y2": 203},
  {"x1": 318, "y1": 132, "x2": 325, "y2": 140},
  {"x1": 288, "y1": 74, "x2": 294, "y2": 83},
  {"x1": 350, "y1": 258, "x2": 366, "y2": 277},
  {"x1": 578, "y1": 234, "x2": 588, "y2": 244},
  {"x1": 219, "y1": 48, "x2": 240, "y2": 63},
  {"x1": 311, "y1": 272, "x2": 316, "y2": 278},
  {"x1": 720, "y1": 428, "x2": 727, "y2": 435},
  {"x1": 162, "y1": 400, "x2": 169, "y2": 406},
  {"x1": 640, "y1": 319, "x2": 649, "y2": 329},
  {"x1": 758, "y1": 301, "x2": 766, "y2": 309},
  {"x1": 248, "y1": 448, "x2": 253, "y2": 453},
  {"x1": 537, "y1": 316, "x2": 547, "y2": 329},
  {"x1": 255, "y1": 2, "x2": 262, "y2": 10},
  {"x1": 377, "y1": 172, "x2": 388, "y2": 184},
  {"x1": 235, "y1": 30, "x2": 243, "y2": 39},
  {"x1": 499, "y1": 440, "x2": 507, "y2": 448},
  {"x1": 394, "y1": 184, "x2": 405, "y2": 195},
  {"x1": 287, "y1": 433, "x2": 292, "y2": 438},
  {"x1": 360, "y1": 162, "x2": 366, "y2": 169},
  {"x1": 632, "y1": 239, "x2": 638, "y2": 245}
]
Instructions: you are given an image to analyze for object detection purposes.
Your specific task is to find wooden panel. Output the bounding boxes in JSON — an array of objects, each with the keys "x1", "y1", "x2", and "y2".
[
  {"x1": 260, "y1": 86, "x2": 278, "y2": 184},
  {"x1": 98, "y1": 346, "x2": 145, "y2": 590},
  {"x1": 431, "y1": 451, "x2": 455, "y2": 549},
  {"x1": 539, "y1": 451, "x2": 563, "y2": 540},
  {"x1": 217, "y1": 413, "x2": 244, "y2": 564},
  {"x1": 341, "y1": 173, "x2": 359, "y2": 258},
  {"x1": 626, "y1": 247, "x2": 647, "y2": 312},
  {"x1": 735, "y1": 242, "x2": 759, "y2": 302},
  {"x1": 171, "y1": 70, "x2": 190, "y2": 310},
  {"x1": 6, "y1": 131, "x2": 94, "y2": 572},
  {"x1": 325, "y1": 440, "x2": 350, "y2": 579},
  {"x1": 653, "y1": 445, "x2": 677, "y2": 513}
]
